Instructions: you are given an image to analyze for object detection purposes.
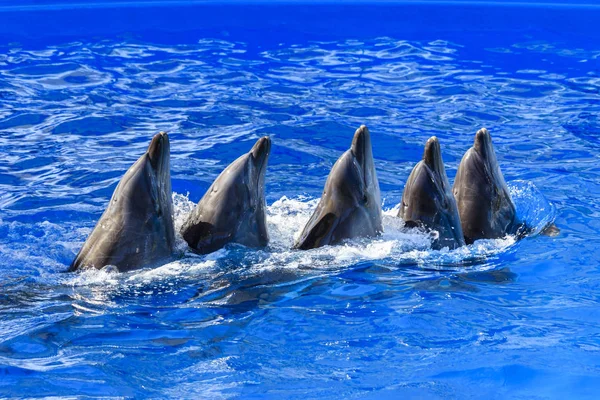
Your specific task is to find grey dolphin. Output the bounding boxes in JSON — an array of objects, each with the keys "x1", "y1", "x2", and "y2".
[
  {"x1": 398, "y1": 136, "x2": 465, "y2": 249},
  {"x1": 294, "y1": 125, "x2": 383, "y2": 250},
  {"x1": 453, "y1": 128, "x2": 520, "y2": 244},
  {"x1": 69, "y1": 132, "x2": 175, "y2": 272},
  {"x1": 181, "y1": 136, "x2": 271, "y2": 254}
]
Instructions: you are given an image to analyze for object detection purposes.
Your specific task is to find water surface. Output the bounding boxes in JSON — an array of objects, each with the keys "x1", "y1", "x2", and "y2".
[{"x1": 0, "y1": 2, "x2": 599, "y2": 398}]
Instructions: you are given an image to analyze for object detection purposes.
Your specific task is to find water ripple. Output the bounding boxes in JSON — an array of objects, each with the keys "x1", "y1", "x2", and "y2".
[{"x1": 0, "y1": 28, "x2": 598, "y2": 398}]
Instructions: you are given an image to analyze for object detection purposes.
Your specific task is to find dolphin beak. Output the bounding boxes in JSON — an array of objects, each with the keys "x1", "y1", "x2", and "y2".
[
  {"x1": 473, "y1": 127, "x2": 492, "y2": 157},
  {"x1": 423, "y1": 136, "x2": 446, "y2": 175},
  {"x1": 423, "y1": 136, "x2": 440, "y2": 167},
  {"x1": 250, "y1": 136, "x2": 271, "y2": 169},
  {"x1": 351, "y1": 125, "x2": 372, "y2": 169},
  {"x1": 148, "y1": 131, "x2": 169, "y2": 169}
]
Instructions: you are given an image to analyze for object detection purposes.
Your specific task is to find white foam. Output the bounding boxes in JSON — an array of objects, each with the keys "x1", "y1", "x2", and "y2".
[
  {"x1": 65, "y1": 191, "x2": 531, "y2": 291},
  {"x1": 126, "y1": 259, "x2": 218, "y2": 284},
  {"x1": 172, "y1": 192, "x2": 197, "y2": 255},
  {"x1": 67, "y1": 265, "x2": 120, "y2": 287}
]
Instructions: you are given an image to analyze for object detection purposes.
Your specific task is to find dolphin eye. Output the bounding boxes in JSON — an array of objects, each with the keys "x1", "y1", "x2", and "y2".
[{"x1": 363, "y1": 194, "x2": 369, "y2": 204}]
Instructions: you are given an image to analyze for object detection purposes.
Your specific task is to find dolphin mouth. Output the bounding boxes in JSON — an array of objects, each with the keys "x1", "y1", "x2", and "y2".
[
  {"x1": 423, "y1": 136, "x2": 444, "y2": 173},
  {"x1": 250, "y1": 136, "x2": 271, "y2": 174},
  {"x1": 472, "y1": 127, "x2": 502, "y2": 177},
  {"x1": 148, "y1": 131, "x2": 170, "y2": 173},
  {"x1": 423, "y1": 136, "x2": 453, "y2": 208},
  {"x1": 473, "y1": 128, "x2": 493, "y2": 159},
  {"x1": 249, "y1": 136, "x2": 271, "y2": 213},
  {"x1": 350, "y1": 125, "x2": 373, "y2": 183}
]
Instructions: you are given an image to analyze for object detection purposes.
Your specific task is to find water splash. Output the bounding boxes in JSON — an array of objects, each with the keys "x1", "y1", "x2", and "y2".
[{"x1": 60, "y1": 179, "x2": 553, "y2": 296}]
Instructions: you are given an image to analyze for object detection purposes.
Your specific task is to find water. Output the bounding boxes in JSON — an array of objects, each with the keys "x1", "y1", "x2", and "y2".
[{"x1": 1, "y1": 1, "x2": 599, "y2": 398}]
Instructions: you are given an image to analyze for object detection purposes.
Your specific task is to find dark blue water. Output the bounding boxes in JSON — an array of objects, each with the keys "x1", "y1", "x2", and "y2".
[{"x1": 1, "y1": 1, "x2": 599, "y2": 398}]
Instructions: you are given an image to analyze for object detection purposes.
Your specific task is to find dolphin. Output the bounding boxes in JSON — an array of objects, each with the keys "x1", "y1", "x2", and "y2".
[
  {"x1": 69, "y1": 132, "x2": 175, "y2": 272},
  {"x1": 181, "y1": 136, "x2": 271, "y2": 254},
  {"x1": 453, "y1": 128, "x2": 520, "y2": 244},
  {"x1": 398, "y1": 136, "x2": 465, "y2": 249},
  {"x1": 294, "y1": 125, "x2": 383, "y2": 250}
]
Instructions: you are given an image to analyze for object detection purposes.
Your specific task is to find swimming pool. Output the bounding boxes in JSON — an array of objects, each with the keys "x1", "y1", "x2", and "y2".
[{"x1": 1, "y1": 1, "x2": 599, "y2": 398}]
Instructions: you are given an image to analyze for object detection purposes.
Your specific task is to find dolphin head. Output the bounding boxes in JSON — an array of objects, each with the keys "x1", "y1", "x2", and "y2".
[
  {"x1": 453, "y1": 127, "x2": 518, "y2": 243},
  {"x1": 399, "y1": 136, "x2": 465, "y2": 249},
  {"x1": 110, "y1": 131, "x2": 172, "y2": 222},
  {"x1": 294, "y1": 125, "x2": 382, "y2": 249},
  {"x1": 180, "y1": 136, "x2": 271, "y2": 254},
  {"x1": 228, "y1": 136, "x2": 272, "y2": 248},
  {"x1": 69, "y1": 132, "x2": 175, "y2": 272}
]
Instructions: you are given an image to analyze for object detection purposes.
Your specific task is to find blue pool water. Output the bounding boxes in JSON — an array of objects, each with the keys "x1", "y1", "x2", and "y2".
[{"x1": 1, "y1": 1, "x2": 600, "y2": 398}]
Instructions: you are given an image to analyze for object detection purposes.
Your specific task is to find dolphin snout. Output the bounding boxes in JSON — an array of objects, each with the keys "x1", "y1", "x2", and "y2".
[
  {"x1": 148, "y1": 131, "x2": 169, "y2": 169},
  {"x1": 351, "y1": 125, "x2": 372, "y2": 166},
  {"x1": 423, "y1": 136, "x2": 441, "y2": 167},
  {"x1": 251, "y1": 136, "x2": 271, "y2": 166},
  {"x1": 474, "y1": 128, "x2": 491, "y2": 153}
]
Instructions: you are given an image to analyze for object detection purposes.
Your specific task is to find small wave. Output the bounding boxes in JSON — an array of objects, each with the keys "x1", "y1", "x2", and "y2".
[{"x1": 61, "y1": 181, "x2": 553, "y2": 296}]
